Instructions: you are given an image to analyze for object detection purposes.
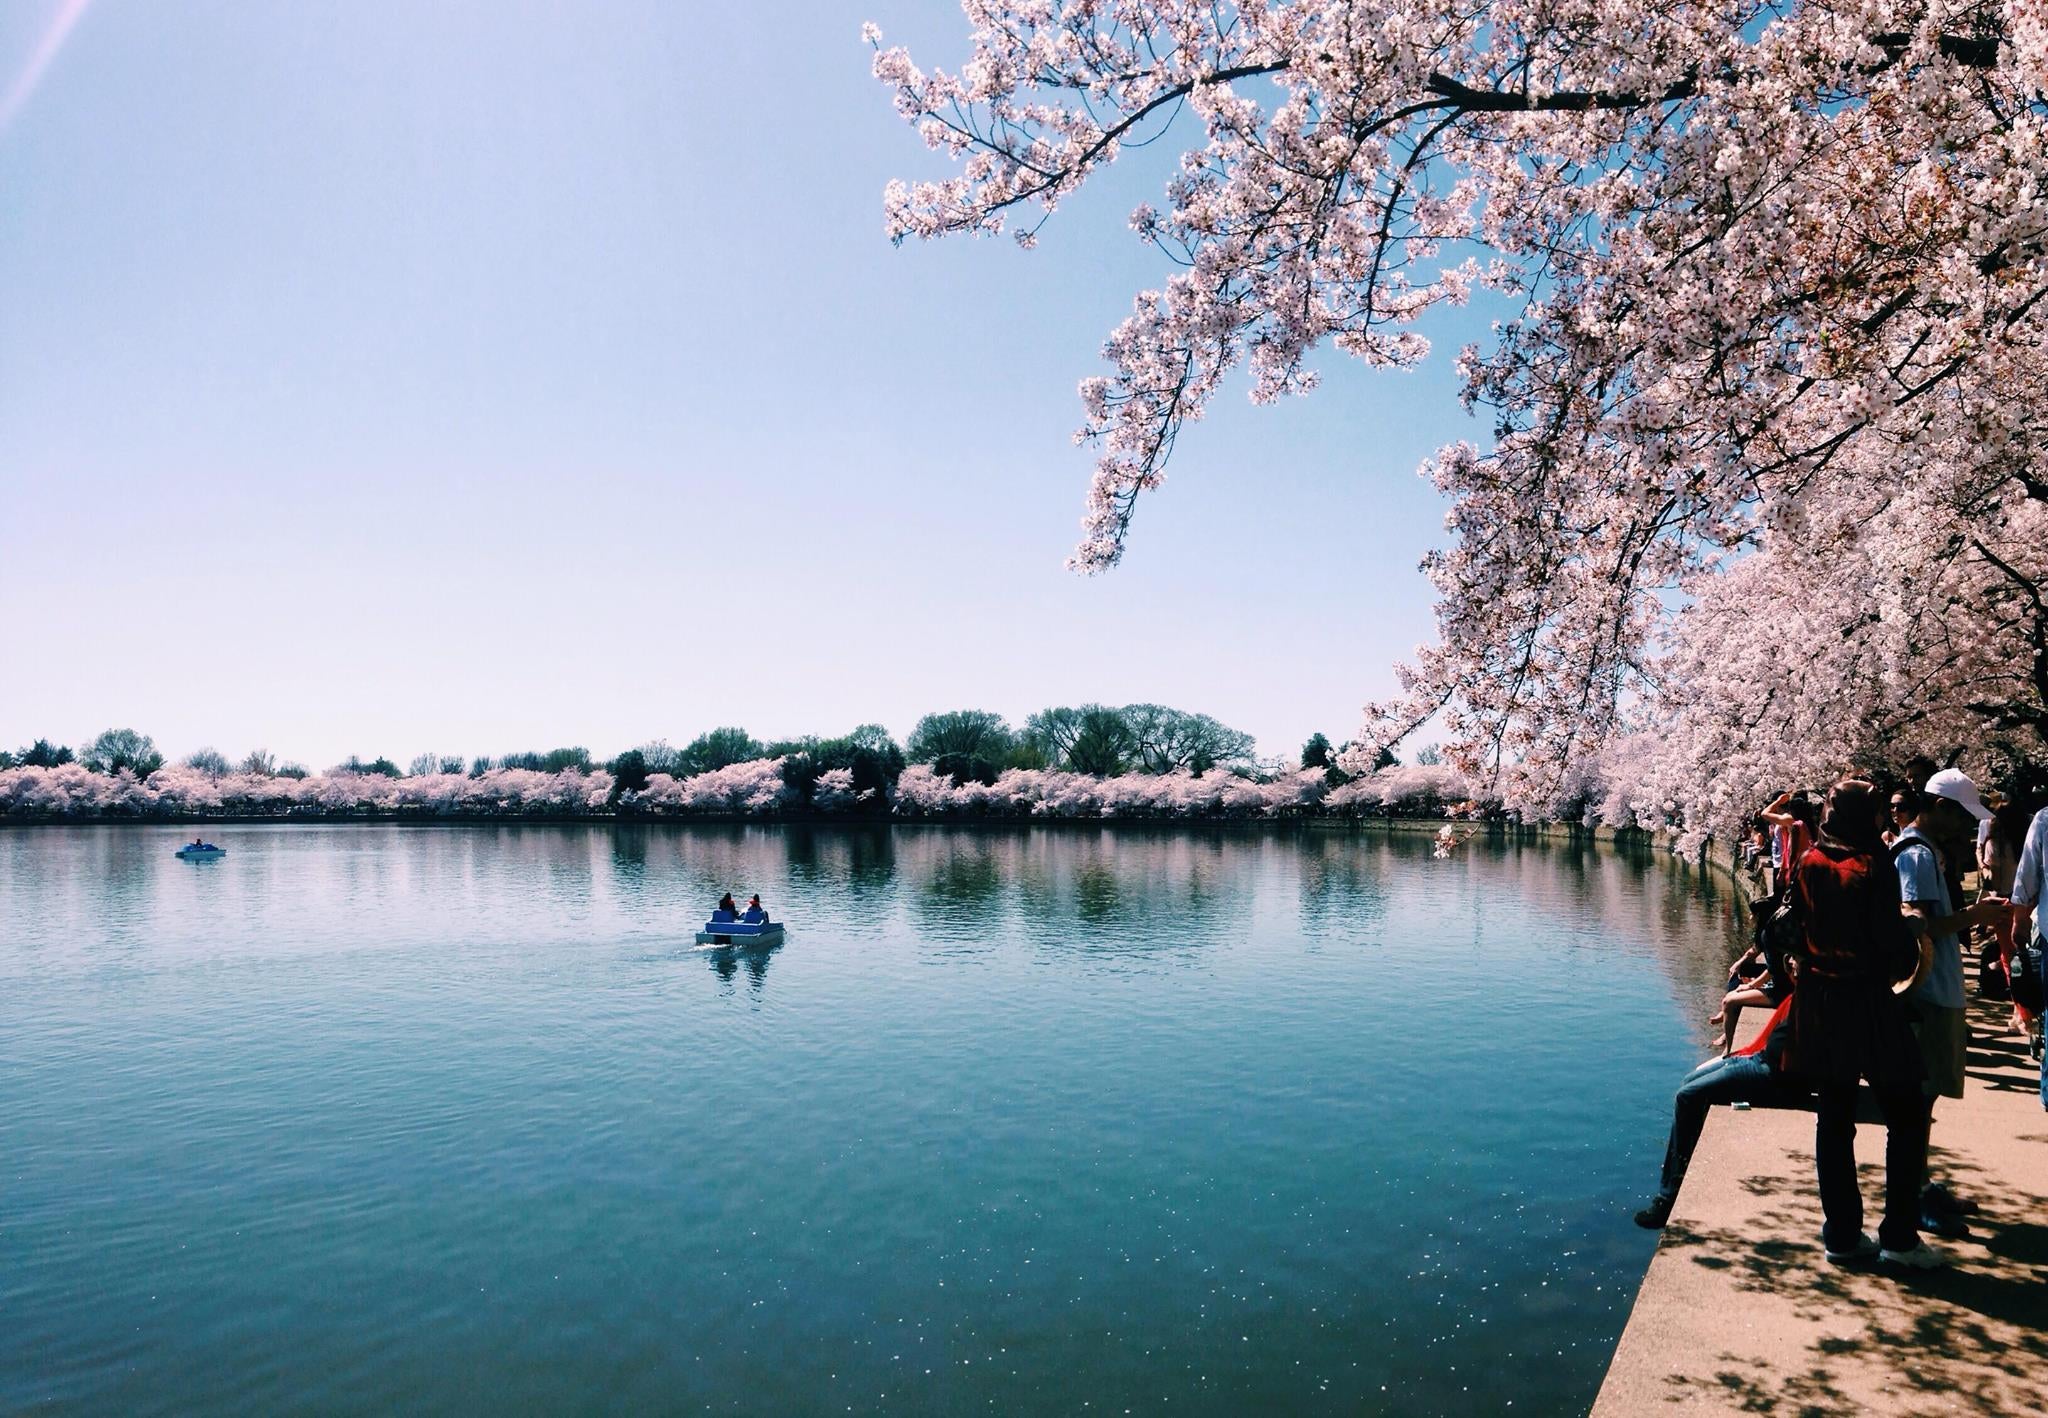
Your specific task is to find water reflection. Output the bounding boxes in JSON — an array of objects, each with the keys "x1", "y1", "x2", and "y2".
[
  {"x1": 703, "y1": 939, "x2": 779, "y2": 989},
  {"x1": 1, "y1": 823, "x2": 1749, "y2": 1015},
  {"x1": 894, "y1": 836, "x2": 1005, "y2": 951},
  {"x1": 781, "y1": 824, "x2": 898, "y2": 908},
  {"x1": 0, "y1": 821, "x2": 1748, "y2": 1418},
  {"x1": 1293, "y1": 830, "x2": 1393, "y2": 941}
]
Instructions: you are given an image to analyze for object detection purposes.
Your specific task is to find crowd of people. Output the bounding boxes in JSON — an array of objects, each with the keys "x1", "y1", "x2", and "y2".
[{"x1": 1636, "y1": 765, "x2": 2048, "y2": 1269}]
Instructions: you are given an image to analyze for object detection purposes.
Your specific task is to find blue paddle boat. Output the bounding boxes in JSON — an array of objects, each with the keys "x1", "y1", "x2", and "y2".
[
  {"x1": 175, "y1": 840, "x2": 226, "y2": 860},
  {"x1": 693, "y1": 913, "x2": 785, "y2": 949}
]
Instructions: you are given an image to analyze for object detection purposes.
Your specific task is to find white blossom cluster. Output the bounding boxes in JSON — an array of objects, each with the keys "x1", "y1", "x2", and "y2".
[{"x1": 632, "y1": 757, "x2": 795, "y2": 814}]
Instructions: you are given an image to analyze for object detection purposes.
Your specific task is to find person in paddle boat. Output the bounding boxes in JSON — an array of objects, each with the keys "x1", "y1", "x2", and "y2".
[
  {"x1": 712, "y1": 893, "x2": 739, "y2": 924},
  {"x1": 741, "y1": 894, "x2": 769, "y2": 924}
]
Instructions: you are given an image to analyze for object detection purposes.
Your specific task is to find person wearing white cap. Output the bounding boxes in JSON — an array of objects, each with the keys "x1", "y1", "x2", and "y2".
[
  {"x1": 1895, "y1": 771, "x2": 2010, "y2": 1251},
  {"x1": 1923, "y1": 769, "x2": 1994, "y2": 834}
]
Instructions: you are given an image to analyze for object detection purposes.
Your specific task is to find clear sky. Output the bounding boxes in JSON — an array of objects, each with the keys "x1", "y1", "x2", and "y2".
[{"x1": 0, "y1": 1, "x2": 1487, "y2": 771}]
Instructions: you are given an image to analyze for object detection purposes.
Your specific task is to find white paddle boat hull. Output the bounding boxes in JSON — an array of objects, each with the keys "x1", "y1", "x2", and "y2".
[{"x1": 693, "y1": 924, "x2": 785, "y2": 949}]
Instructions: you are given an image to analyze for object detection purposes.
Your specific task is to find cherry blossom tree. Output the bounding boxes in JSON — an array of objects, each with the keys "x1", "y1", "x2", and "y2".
[
  {"x1": 0, "y1": 753, "x2": 1496, "y2": 822},
  {"x1": 889, "y1": 758, "x2": 1479, "y2": 818},
  {"x1": 810, "y1": 766, "x2": 876, "y2": 812},
  {"x1": 870, "y1": 2, "x2": 2048, "y2": 821},
  {"x1": 638, "y1": 757, "x2": 794, "y2": 814},
  {"x1": 1634, "y1": 476, "x2": 2048, "y2": 843}
]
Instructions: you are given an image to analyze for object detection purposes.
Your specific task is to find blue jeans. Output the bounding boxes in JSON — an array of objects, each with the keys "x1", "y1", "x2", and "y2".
[
  {"x1": 2039, "y1": 946, "x2": 2047, "y2": 1111},
  {"x1": 1656, "y1": 1054, "x2": 1804, "y2": 1202}
]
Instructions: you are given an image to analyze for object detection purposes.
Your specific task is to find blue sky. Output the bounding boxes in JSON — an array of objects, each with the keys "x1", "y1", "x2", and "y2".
[{"x1": 1, "y1": 1, "x2": 1485, "y2": 770}]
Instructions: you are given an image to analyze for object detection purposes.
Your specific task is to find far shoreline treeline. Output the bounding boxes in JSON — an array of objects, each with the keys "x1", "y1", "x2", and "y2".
[{"x1": 0, "y1": 708, "x2": 1513, "y2": 825}]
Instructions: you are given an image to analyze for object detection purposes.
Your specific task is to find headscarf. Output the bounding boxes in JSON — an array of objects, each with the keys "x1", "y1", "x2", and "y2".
[{"x1": 1820, "y1": 779, "x2": 1885, "y2": 854}]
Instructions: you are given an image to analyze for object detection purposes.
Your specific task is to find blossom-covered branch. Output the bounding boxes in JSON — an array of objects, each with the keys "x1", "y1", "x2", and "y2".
[{"x1": 872, "y1": 2, "x2": 2048, "y2": 821}]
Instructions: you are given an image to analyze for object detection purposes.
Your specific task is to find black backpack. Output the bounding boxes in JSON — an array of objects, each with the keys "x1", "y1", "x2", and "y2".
[{"x1": 1750, "y1": 887, "x2": 1803, "y2": 995}]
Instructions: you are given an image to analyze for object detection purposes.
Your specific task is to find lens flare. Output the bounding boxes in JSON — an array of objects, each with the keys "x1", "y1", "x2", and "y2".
[{"x1": 0, "y1": 0, "x2": 93, "y2": 136}]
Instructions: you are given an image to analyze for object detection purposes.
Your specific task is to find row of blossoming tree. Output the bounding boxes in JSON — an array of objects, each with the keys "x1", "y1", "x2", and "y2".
[
  {"x1": 865, "y1": 2, "x2": 2048, "y2": 848},
  {"x1": 0, "y1": 710, "x2": 1505, "y2": 823}
]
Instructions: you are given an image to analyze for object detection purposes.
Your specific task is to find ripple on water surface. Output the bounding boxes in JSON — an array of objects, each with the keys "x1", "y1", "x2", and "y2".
[{"x1": 0, "y1": 823, "x2": 1742, "y2": 1415}]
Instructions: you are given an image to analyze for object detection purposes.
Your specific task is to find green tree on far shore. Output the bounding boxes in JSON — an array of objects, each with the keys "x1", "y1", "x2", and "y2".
[
  {"x1": 82, "y1": 728, "x2": 163, "y2": 779},
  {"x1": 1122, "y1": 704, "x2": 1253, "y2": 774},
  {"x1": 681, "y1": 728, "x2": 765, "y2": 777},
  {"x1": 3, "y1": 738, "x2": 74, "y2": 770},
  {"x1": 609, "y1": 749, "x2": 651, "y2": 799},
  {"x1": 630, "y1": 740, "x2": 681, "y2": 774},
  {"x1": 907, "y1": 709, "x2": 1014, "y2": 786},
  {"x1": 770, "y1": 724, "x2": 905, "y2": 803},
  {"x1": 1064, "y1": 707, "x2": 1136, "y2": 776},
  {"x1": 184, "y1": 748, "x2": 231, "y2": 780},
  {"x1": 1026, "y1": 703, "x2": 1251, "y2": 777},
  {"x1": 495, "y1": 747, "x2": 593, "y2": 773}
]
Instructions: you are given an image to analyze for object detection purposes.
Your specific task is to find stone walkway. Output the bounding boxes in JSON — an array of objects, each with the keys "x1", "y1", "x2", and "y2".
[{"x1": 1592, "y1": 999, "x2": 2048, "y2": 1416}]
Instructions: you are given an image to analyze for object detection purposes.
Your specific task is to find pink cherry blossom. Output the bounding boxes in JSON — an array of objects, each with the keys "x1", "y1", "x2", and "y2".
[{"x1": 873, "y1": 3, "x2": 2048, "y2": 828}]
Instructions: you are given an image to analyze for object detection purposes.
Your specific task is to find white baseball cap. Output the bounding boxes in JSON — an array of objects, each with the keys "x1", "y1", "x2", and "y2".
[{"x1": 1923, "y1": 768, "x2": 1992, "y2": 822}]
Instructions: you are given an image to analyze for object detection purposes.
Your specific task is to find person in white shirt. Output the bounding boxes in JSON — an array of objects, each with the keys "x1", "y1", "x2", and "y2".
[{"x1": 2007, "y1": 798, "x2": 2048, "y2": 1110}]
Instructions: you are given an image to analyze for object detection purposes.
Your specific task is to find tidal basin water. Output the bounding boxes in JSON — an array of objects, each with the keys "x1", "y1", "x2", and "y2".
[{"x1": 2, "y1": 823, "x2": 1743, "y2": 1416}]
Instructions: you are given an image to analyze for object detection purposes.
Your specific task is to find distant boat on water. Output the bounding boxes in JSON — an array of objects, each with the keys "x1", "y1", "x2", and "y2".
[{"x1": 175, "y1": 841, "x2": 226, "y2": 860}]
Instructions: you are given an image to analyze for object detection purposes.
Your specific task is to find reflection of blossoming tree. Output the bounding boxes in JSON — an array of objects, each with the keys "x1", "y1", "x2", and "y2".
[{"x1": 869, "y1": 5, "x2": 2048, "y2": 830}]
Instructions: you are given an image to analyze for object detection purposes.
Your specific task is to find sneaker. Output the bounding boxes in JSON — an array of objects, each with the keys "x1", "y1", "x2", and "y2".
[
  {"x1": 1919, "y1": 1209, "x2": 1972, "y2": 1240},
  {"x1": 1879, "y1": 1241, "x2": 1951, "y2": 1269},
  {"x1": 1633, "y1": 1195, "x2": 1674, "y2": 1230},
  {"x1": 1824, "y1": 1232, "x2": 1880, "y2": 1264}
]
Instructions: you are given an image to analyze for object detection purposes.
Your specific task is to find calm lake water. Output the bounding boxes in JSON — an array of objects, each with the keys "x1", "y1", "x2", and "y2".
[{"x1": 1, "y1": 823, "x2": 1741, "y2": 1416}]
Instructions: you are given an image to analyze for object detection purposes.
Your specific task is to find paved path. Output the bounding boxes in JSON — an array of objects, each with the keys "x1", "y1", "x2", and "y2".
[{"x1": 1592, "y1": 999, "x2": 2048, "y2": 1416}]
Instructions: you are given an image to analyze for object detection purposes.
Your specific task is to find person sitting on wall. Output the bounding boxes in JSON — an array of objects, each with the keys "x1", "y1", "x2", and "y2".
[
  {"x1": 1633, "y1": 994, "x2": 1809, "y2": 1230},
  {"x1": 1708, "y1": 956, "x2": 1790, "y2": 1058},
  {"x1": 741, "y1": 894, "x2": 768, "y2": 924},
  {"x1": 1721, "y1": 940, "x2": 1765, "y2": 994}
]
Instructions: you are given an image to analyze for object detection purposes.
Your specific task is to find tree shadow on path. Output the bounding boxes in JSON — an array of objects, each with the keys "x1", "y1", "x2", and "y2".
[{"x1": 1625, "y1": 998, "x2": 2048, "y2": 1417}]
